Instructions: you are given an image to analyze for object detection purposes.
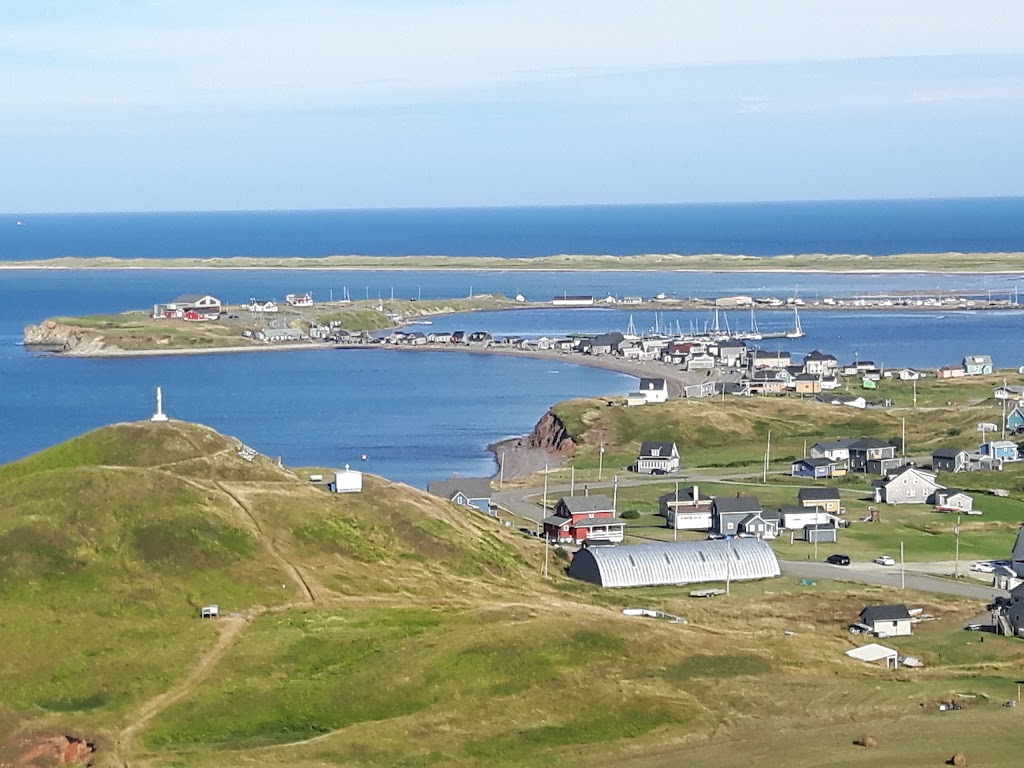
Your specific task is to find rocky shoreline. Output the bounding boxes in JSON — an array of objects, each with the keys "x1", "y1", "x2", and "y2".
[{"x1": 488, "y1": 411, "x2": 578, "y2": 481}]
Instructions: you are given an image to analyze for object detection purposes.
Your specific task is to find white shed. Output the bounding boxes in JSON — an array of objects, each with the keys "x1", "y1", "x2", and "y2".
[{"x1": 332, "y1": 466, "x2": 363, "y2": 493}]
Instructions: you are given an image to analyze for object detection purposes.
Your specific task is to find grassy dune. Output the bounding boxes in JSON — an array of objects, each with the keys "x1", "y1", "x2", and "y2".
[{"x1": 9, "y1": 251, "x2": 1024, "y2": 271}]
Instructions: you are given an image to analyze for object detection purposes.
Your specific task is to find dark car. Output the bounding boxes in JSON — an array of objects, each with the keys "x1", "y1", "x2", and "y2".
[
  {"x1": 825, "y1": 554, "x2": 851, "y2": 566},
  {"x1": 650, "y1": 468, "x2": 668, "y2": 476}
]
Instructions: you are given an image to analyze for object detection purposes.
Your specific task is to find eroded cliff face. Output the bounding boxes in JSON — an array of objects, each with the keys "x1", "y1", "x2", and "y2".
[
  {"x1": 23, "y1": 321, "x2": 119, "y2": 356},
  {"x1": 522, "y1": 410, "x2": 577, "y2": 457}
]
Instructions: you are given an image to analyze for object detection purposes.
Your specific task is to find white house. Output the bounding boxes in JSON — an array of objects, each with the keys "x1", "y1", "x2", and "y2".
[
  {"x1": 933, "y1": 489, "x2": 974, "y2": 513},
  {"x1": 635, "y1": 441, "x2": 680, "y2": 474},
  {"x1": 249, "y1": 298, "x2": 279, "y2": 313},
  {"x1": 636, "y1": 377, "x2": 668, "y2": 404},
  {"x1": 331, "y1": 466, "x2": 363, "y2": 493},
  {"x1": 857, "y1": 604, "x2": 914, "y2": 637},
  {"x1": 778, "y1": 505, "x2": 830, "y2": 530},
  {"x1": 286, "y1": 292, "x2": 314, "y2": 307}
]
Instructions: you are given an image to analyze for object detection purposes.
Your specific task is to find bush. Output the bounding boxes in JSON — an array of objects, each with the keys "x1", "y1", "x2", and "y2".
[{"x1": 620, "y1": 509, "x2": 640, "y2": 520}]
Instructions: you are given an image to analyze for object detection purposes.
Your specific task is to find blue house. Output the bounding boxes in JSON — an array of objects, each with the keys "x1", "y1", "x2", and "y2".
[
  {"x1": 427, "y1": 477, "x2": 494, "y2": 514},
  {"x1": 790, "y1": 457, "x2": 836, "y2": 479},
  {"x1": 963, "y1": 355, "x2": 994, "y2": 375},
  {"x1": 980, "y1": 440, "x2": 1020, "y2": 463},
  {"x1": 1007, "y1": 405, "x2": 1024, "y2": 434}
]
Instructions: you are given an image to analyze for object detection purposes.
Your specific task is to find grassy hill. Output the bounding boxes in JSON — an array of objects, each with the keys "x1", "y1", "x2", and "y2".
[{"x1": 3, "y1": 419, "x2": 1024, "y2": 767}]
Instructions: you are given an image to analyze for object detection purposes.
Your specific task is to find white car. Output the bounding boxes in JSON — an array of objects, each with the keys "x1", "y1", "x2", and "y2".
[
  {"x1": 873, "y1": 555, "x2": 896, "y2": 566},
  {"x1": 971, "y1": 561, "x2": 996, "y2": 574}
]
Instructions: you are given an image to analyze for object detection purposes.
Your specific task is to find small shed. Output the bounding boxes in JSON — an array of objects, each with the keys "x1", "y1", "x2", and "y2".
[
  {"x1": 845, "y1": 643, "x2": 900, "y2": 668},
  {"x1": 200, "y1": 605, "x2": 219, "y2": 619},
  {"x1": 331, "y1": 466, "x2": 363, "y2": 493},
  {"x1": 802, "y1": 523, "x2": 838, "y2": 543},
  {"x1": 859, "y1": 604, "x2": 913, "y2": 637}
]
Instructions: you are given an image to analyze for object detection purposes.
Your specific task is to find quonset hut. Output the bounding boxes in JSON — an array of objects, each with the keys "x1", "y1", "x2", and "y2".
[{"x1": 567, "y1": 539, "x2": 780, "y2": 589}]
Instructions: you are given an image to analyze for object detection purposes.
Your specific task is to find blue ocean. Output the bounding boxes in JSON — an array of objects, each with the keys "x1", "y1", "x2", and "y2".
[
  {"x1": 3, "y1": 198, "x2": 1024, "y2": 486},
  {"x1": 3, "y1": 197, "x2": 1024, "y2": 260}
]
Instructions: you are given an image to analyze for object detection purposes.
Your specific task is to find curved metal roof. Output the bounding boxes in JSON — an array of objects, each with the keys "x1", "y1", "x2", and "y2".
[{"x1": 569, "y1": 539, "x2": 780, "y2": 588}]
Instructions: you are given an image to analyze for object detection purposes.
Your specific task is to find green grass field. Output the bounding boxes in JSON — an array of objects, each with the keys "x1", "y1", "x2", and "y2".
[{"x1": 5, "y1": 418, "x2": 1024, "y2": 768}]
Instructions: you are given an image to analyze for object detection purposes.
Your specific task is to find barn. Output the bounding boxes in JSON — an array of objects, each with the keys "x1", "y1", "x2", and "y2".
[{"x1": 567, "y1": 539, "x2": 780, "y2": 589}]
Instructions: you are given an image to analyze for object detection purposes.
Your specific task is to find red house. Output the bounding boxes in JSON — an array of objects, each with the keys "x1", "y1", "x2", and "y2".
[{"x1": 543, "y1": 494, "x2": 626, "y2": 544}]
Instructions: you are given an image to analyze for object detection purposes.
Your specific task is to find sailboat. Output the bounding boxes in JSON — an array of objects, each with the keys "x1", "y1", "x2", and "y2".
[
  {"x1": 785, "y1": 307, "x2": 805, "y2": 339},
  {"x1": 747, "y1": 307, "x2": 762, "y2": 340}
]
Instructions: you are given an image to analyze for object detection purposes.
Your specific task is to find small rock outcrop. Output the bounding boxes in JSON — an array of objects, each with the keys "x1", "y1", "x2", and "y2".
[
  {"x1": 23, "y1": 321, "x2": 114, "y2": 356},
  {"x1": 8, "y1": 733, "x2": 96, "y2": 766},
  {"x1": 521, "y1": 411, "x2": 577, "y2": 457}
]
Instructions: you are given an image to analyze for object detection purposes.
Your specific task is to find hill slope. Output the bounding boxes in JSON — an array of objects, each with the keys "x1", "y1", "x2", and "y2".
[{"x1": 0, "y1": 420, "x2": 527, "y2": 765}]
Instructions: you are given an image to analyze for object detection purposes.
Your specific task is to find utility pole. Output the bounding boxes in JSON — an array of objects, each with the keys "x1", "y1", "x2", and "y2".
[
  {"x1": 598, "y1": 442, "x2": 605, "y2": 480},
  {"x1": 542, "y1": 534, "x2": 549, "y2": 578},
  {"x1": 570, "y1": 466, "x2": 576, "y2": 497},
  {"x1": 954, "y1": 515, "x2": 962, "y2": 580},
  {"x1": 900, "y1": 540, "x2": 905, "y2": 590},
  {"x1": 541, "y1": 462, "x2": 548, "y2": 534},
  {"x1": 763, "y1": 430, "x2": 771, "y2": 482},
  {"x1": 499, "y1": 452, "x2": 505, "y2": 488},
  {"x1": 612, "y1": 475, "x2": 619, "y2": 514},
  {"x1": 901, "y1": 417, "x2": 906, "y2": 459},
  {"x1": 725, "y1": 541, "x2": 732, "y2": 596},
  {"x1": 913, "y1": 378, "x2": 917, "y2": 407}
]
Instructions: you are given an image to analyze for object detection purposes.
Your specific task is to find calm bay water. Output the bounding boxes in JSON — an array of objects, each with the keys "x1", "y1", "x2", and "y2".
[
  {"x1": 3, "y1": 196, "x2": 1024, "y2": 484},
  {"x1": 3, "y1": 198, "x2": 1024, "y2": 260}
]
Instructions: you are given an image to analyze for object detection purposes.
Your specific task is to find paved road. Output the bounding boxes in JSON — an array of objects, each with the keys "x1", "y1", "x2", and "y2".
[{"x1": 779, "y1": 559, "x2": 1007, "y2": 600}]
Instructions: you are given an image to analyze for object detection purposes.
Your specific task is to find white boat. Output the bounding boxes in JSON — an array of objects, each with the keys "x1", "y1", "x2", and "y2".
[
  {"x1": 408, "y1": 320, "x2": 433, "y2": 325},
  {"x1": 785, "y1": 307, "x2": 805, "y2": 339}
]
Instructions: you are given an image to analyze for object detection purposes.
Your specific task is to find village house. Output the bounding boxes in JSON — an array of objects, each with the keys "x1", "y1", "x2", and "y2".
[
  {"x1": 551, "y1": 294, "x2": 595, "y2": 307},
  {"x1": 848, "y1": 438, "x2": 899, "y2": 473},
  {"x1": 636, "y1": 377, "x2": 668, "y2": 404},
  {"x1": 980, "y1": 440, "x2": 1020, "y2": 463},
  {"x1": 856, "y1": 604, "x2": 914, "y2": 637},
  {"x1": 685, "y1": 353, "x2": 717, "y2": 371},
  {"x1": 712, "y1": 495, "x2": 763, "y2": 537},
  {"x1": 750, "y1": 350, "x2": 791, "y2": 370},
  {"x1": 153, "y1": 293, "x2": 222, "y2": 319},
  {"x1": 814, "y1": 394, "x2": 867, "y2": 408},
  {"x1": 257, "y1": 327, "x2": 303, "y2": 342},
  {"x1": 793, "y1": 373, "x2": 823, "y2": 394},
  {"x1": 932, "y1": 447, "x2": 970, "y2": 473},
  {"x1": 248, "y1": 298, "x2": 279, "y2": 313},
  {"x1": 747, "y1": 370, "x2": 787, "y2": 395},
  {"x1": 962, "y1": 354, "x2": 994, "y2": 375},
  {"x1": 1008, "y1": 404, "x2": 1024, "y2": 434},
  {"x1": 790, "y1": 457, "x2": 837, "y2": 479},
  {"x1": 580, "y1": 332, "x2": 624, "y2": 356},
  {"x1": 715, "y1": 340, "x2": 747, "y2": 367},
  {"x1": 543, "y1": 494, "x2": 626, "y2": 544},
  {"x1": 796, "y1": 486, "x2": 843, "y2": 514},
  {"x1": 285, "y1": 292, "x2": 314, "y2": 307},
  {"x1": 715, "y1": 295, "x2": 754, "y2": 307},
  {"x1": 778, "y1": 505, "x2": 830, "y2": 530},
  {"x1": 634, "y1": 441, "x2": 681, "y2": 474},
  {"x1": 183, "y1": 308, "x2": 218, "y2": 322},
  {"x1": 810, "y1": 438, "x2": 857, "y2": 464},
  {"x1": 466, "y1": 331, "x2": 493, "y2": 348},
  {"x1": 659, "y1": 486, "x2": 713, "y2": 531},
  {"x1": 872, "y1": 465, "x2": 944, "y2": 505},
  {"x1": 995, "y1": 385, "x2": 1024, "y2": 402},
  {"x1": 738, "y1": 510, "x2": 779, "y2": 539},
  {"x1": 802, "y1": 350, "x2": 838, "y2": 376},
  {"x1": 427, "y1": 477, "x2": 494, "y2": 513},
  {"x1": 937, "y1": 364, "x2": 966, "y2": 379},
  {"x1": 897, "y1": 368, "x2": 923, "y2": 381},
  {"x1": 427, "y1": 331, "x2": 453, "y2": 344},
  {"x1": 933, "y1": 489, "x2": 974, "y2": 513}
]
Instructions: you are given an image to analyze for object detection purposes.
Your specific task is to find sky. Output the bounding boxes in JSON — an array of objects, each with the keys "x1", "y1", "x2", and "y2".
[{"x1": 3, "y1": 0, "x2": 1024, "y2": 212}]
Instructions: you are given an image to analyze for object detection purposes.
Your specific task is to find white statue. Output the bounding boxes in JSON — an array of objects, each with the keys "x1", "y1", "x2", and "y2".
[{"x1": 150, "y1": 386, "x2": 169, "y2": 422}]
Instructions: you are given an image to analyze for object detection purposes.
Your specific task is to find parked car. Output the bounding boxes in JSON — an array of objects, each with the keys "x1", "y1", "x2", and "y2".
[
  {"x1": 873, "y1": 555, "x2": 896, "y2": 566},
  {"x1": 650, "y1": 468, "x2": 668, "y2": 475},
  {"x1": 971, "y1": 561, "x2": 996, "y2": 573},
  {"x1": 825, "y1": 554, "x2": 851, "y2": 566}
]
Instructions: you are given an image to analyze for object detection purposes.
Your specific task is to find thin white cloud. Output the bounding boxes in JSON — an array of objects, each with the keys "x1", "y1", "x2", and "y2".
[{"x1": 4, "y1": 0, "x2": 1024, "y2": 111}]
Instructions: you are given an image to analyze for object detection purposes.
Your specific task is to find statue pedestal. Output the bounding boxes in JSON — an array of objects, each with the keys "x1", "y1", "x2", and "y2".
[{"x1": 150, "y1": 413, "x2": 169, "y2": 423}]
